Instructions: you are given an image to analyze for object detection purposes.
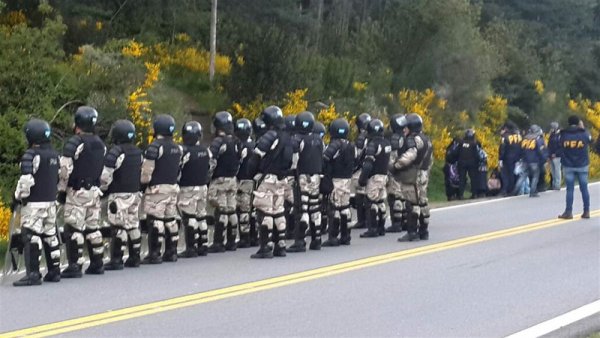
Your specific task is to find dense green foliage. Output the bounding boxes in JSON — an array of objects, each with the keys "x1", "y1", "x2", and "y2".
[{"x1": 0, "y1": 0, "x2": 599, "y2": 201}]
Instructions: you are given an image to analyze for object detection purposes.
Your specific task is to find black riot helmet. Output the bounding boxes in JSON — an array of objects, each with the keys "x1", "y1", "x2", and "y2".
[
  {"x1": 213, "y1": 111, "x2": 234, "y2": 135},
  {"x1": 356, "y1": 113, "x2": 372, "y2": 132},
  {"x1": 74, "y1": 106, "x2": 99, "y2": 133},
  {"x1": 261, "y1": 105, "x2": 284, "y2": 129},
  {"x1": 153, "y1": 114, "x2": 176, "y2": 137},
  {"x1": 235, "y1": 118, "x2": 252, "y2": 140},
  {"x1": 284, "y1": 115, "x2": 297, "y2": 132},
  {"x1": 253, "y1": 118, "x2": 267, "y2": 138},
  {"x1": 406, "y1": 113, "x2": 423, "y2": 133},
  {"x1": 367, "y1": 119, "x2": 385, "y2": 137},
  {"x1": 313, "y1": 121, "x2": 326, "y2": 139},
  {"x1": 295, "y1": 111, "x2": 315, "y2": 134},
  {"x1": 24, "y1": 118, "x2": 52, "y2": 146},
  {"x1": 390, "y1": 114, "x2": 407, "y2": 134},
  {"x1": 329, "y1": 118, "x2": 350, "y2": 140},
  {"x1": 182, "y1": 121, "x2": 202, "y2": 146},
  {"x1": 111, "y1": 119, "x2": 136, "y2": 144}
]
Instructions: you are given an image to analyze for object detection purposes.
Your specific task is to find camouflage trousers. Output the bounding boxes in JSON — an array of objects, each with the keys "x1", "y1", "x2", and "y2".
[
  {"x1": 208, "y1": 177, "x2": 238, "y2": 227},
  {"x1": 417, "y1": 169, "x2": 430, "y2": 231},
  {"x1": 331, "y1": 178, "x2": 352, "y2": 220},
  {"x1": 107, "y1": 192, "x2": 142, "y2": 255},
  {"x1": 253, "y1": 174, "x2": 286, "y2": 248},
  {"x1": 178, "y1": 185, "x2": 208, "y2": 249},
  {"x1": 387, "y1": 176, "x2": 405, "y2": 228},
  {"x1": 366, "y1": 174, "x2": 388, "y2": 214},
  {"x1": 63, "y1": 187, "x2": 104, "y2": 260},
  {"x1": 20, "y1": 202, "x2": 61, "y2": 271},
  {"x1": 144, "y1": 184, "x2": 179, "y2": 246},
  {"x1": 236, "y1": 180, "x2": 254, "y2": 235},
  {"x1": 298, "y1": 174, "x2": 322, "y2": 240},
  {"x1": 351, "y1": 170, "x2": 365, "y2": 195}
]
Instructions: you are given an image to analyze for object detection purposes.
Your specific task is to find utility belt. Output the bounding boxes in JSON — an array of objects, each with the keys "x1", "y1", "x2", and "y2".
[{"x1": 68, "y1": 178, "x2": 99, "y2": 191}]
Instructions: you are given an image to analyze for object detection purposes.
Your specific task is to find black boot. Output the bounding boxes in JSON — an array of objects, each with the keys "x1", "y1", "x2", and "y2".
[
  {"x1": 124, "y1": 237, "x2": 141, "y2": 267},
  {"x1": 249, "y1": 216, "x2": 259, "y2": 247},
  {"x1": 386, "y1": 211, "x2": 403, "y2": 233},
  {"x1": 284, "y1": 202, "x2": 295, "y2": 240},
  {"x1": 272, "y1": 226, "x2": 286, "y2": 257},
  {"x1": 197, "y1": 229, "x2": 208, "y2": 256},
  {"x1": 377, "y1": 211, "x2": 386, "y2": 236},
  {"x1": 418, "y1": 214, "x2": 429, "y2": 240},
  {"x1": 308, "y1": 221, "x2": 321, "y2": 251},
  {"x1": 287, "y1": 220, "x2": 307, "y2": 253},
  {"x1": 42, "y1": 241, "x2": 61, "y2": 282},
  {"x1": 398, "y1": 212, "x2": 420, "y2": 242},
  {"x1": 339, "y1": 214, "x2": 351, "y2": 245},
  {"x1": 225, "y1": 223, "x2": 237, "y2": 251},
  {"x1": 162, "y1": 230, "x2": 178, "y2": 262},
  {"x1": 142, "y1": 226, "x2": 163, "y2": 264},
  {"x1": 238, "y1": 231, "x2": 250, "y2": 248},
  {"x1": 360, "y1": 206, "x2": 379, "y2": 238},
  {"x1": 322, "y1": 217, "x2": 340, "y2": 247},
  {"x1": 354, "y1": 194, "x2": 366, "y2": 229},
  {"x1": 251, "y1": 226, "x2": 273, "y2": 259},
  {"x1": 85, "y1": 239, "x2": 105, "y2": 275},
  {"x1": 208, "y1": 218, "x2": 226, "y2": 253},
  {"x1": 61, "y1": 234, "x2": 83, "y2": 278},
  {"x1": 14, "y1": 240, "x2": 42, "y2": 287},
  {"x1": 105, "y1": 233, "x2": 124, "y2": 270},
  {"x1": 321, "y1": 198, "x2": 329, "y2": 234},
  {"x1": 179, "y1": 224, "x2": 198, "y2": 258}
]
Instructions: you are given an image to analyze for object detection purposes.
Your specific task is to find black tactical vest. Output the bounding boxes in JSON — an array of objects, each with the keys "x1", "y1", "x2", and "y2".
[
  {"x1": 237, "y1": 139, "x2": 255, "y2": 180},
  {"x1": 418, "y1": 133, "x2": 433, "y2": 170},
  {"x1": 149, "y1": 138, "x2": 181, "y2": 186},
  {"x1": 28, "y1": 145, "x2": 59, "y2": 202},
  {"x1": 355, "y1": 131, "x2": 369, "y2": 170},
  {"x1": 68, "y1": 135, "x2": 105, "y2": 189},
  {"x1": 370, "y1": 137, "x2": 391, "y2": 176},
  {"x1": 330, "y1": 139, "x2": 354, "y2": 179},
  {"x1": 180, "y1": 144, "x2": 210, "y2": 187},
  {"x1": 297, "y1": 133, "x2": 323, "y2": 175},
  {"x1": 212, "y1": 135, "x2": 240, "y2": 178},
  {"x1": 261, "y1": 130, "x2": 293, "y2": 176},
  {"x1": 109, "y1": 144, "x2": 142, "y2": 194}
]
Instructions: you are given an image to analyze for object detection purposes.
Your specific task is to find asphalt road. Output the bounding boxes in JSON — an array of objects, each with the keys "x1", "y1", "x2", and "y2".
[{"x1": 0, "y1": 184, "x2": 599, "y2": 337}]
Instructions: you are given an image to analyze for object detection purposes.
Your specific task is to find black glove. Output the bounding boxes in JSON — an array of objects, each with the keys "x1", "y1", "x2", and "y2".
[
  {"x1": 100, "y1": 190, "x2": 109, "y2": 200},
  {"x1": 320, "y1": 176, "x2": 333, "y2": 194},
  {"x1": 358, "y1": 175, "x2": 368, "y2": 187},
  {"x1": 100, "y1": 227, "x2": 112, "y2": 238},
  {"x1": 10, "y1": 197, "x2": 21, "y2": 212},
  {"x1": 109, "y1": 201, "x2": 118, "y2": 214},
  {"x1": 139, "y1": 183, "x2": 148, "y2": 193},
  {"x1": 57, "y1": 191, "x2": 67, "y2": 205}
]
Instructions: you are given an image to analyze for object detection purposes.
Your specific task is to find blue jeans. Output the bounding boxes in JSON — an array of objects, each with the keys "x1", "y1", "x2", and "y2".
[
  {"x1": 550, "y1": 157, "x2": 561, "y2": 189},
  {"x1": 563, "y1": 166, "x2": 590, "y2": 213}
]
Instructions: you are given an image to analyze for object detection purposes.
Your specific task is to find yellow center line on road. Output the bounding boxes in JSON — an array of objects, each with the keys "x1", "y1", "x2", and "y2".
[{"x1": 2, "y1": 211, "x2": 599, "y2": 338}]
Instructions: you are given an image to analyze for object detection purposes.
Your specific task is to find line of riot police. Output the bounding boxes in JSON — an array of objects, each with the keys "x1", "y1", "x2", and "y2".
[{"x1": 8, "y1": 104, "x2": 432, "y2": 287}]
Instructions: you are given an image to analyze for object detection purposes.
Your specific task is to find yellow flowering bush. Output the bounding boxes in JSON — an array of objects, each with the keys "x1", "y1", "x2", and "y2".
[
  {"x1": 282, "y1": 89, "x2": 308, "y2": 116},
  {"x1": 534, "y1": 80, "x2": 545, "y2": 95},
  {"x1": 128, "y1": 62, "x2": 160, "y2": 146},
  {"x1": 122, "y1": 40, "x2": 147, "y2": 58},
  {"x1": 352, "y1": 81, "x2": 367, "y2": 93},
  {"x1": 567, "y1": 97, "x2": 600, "y2": 178},
  {"x1": 231, "y1": 96, "x2": 266, "y2": 122},
  {"x1": 0, "y1": 199, "x2": 11, "y2": 241}
]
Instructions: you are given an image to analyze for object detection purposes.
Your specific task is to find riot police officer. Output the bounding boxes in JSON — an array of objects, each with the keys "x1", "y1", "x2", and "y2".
[
  {"x1": 283, "y1": 114, "x2": 298, "y2": 240},
  {"x1": 358, "y1": 119, "x2": 391, "y2": 238},
  {"x1": 416, "y1": 121, "x2": 433, "y2": 240},
  {"x1": 12, "y1": 119, "x2": 61, "y2": 286},
  {"x1": 391, "y1": 113, "x2": 430, "y2": 242},
  {"x1": 140, "y1": 114, "x2": 182, "y2": 264},
  {"x1": 100, "y1": 120, "x2": 143, "y2": 270},
  {"x1": 208, "y1": 111, "x2": 241, "y2": 252},
  {"x1": 177, "y1": 121, "x2": 212, "y2": 257},
  {"x1": 321, "y1": 118, "x2": 356, "y2": 246},
  {"x1": 247, "y1": 106, "x2": 295, "y2": 258},
  {"x1": 59, "y1": 106, "x2": 106, "y2": 278},
  {"x1": 253, "y1": 118, "x2": 268, "y2": 139},
  {"x1": 352, "y1": 113, "x2": 372, "y2": 229},
  {"x1": 235, "y1": 118, "x2": 255, "y2": 248},
  {"x1": 288, "y1": 111, "x2": 323, "y2": 252},
  {"x1": 385, "y1": 114, "x2": 407, "y2": 233}
]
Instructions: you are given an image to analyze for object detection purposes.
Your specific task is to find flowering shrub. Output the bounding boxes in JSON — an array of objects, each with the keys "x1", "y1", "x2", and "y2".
[{"x1": 0, "y1": 199, "x2": 11, "y2": 242}]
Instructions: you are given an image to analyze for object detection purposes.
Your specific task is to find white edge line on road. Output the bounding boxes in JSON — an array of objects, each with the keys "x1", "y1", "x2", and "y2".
[
  {"x1": 431, "y1": 181, "x2": 600, "y2": 213},
  {"x1": 505, "y1": 299, "x2": 600, "y2": 338}
]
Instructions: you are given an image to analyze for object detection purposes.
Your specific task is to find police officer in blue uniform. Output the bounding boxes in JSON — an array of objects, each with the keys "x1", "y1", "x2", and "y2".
[
  {"x1": 558, "y1": 116, "x2": 592, "y2": 219},
  {"x1": 499, "y1": 122, "x2": 522, "y2": 196}
]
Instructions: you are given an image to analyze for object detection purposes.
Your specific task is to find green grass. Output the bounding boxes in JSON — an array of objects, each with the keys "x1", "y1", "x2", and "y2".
[
  {"x1": 428, "y1": 162, "x2": 447, "y2": 203},
  {"x1": 0, "y1": 240, "x2": 6, "y2": 269}
]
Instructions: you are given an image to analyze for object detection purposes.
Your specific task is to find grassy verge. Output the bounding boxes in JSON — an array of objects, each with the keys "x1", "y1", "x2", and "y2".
[{"x1": 0, "y1": 240, "x2": 6, "y2": 269}]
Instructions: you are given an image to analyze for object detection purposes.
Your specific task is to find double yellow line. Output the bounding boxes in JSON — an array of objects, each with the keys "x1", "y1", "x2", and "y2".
[{"x1": 2, "y1": 211, "x2": 598, "y2": 338}]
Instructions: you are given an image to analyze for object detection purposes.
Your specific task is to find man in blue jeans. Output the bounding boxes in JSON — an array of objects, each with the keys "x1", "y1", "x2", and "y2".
[{"x1": 558, "y1": 116, "x2": 592, "y2": 219}]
